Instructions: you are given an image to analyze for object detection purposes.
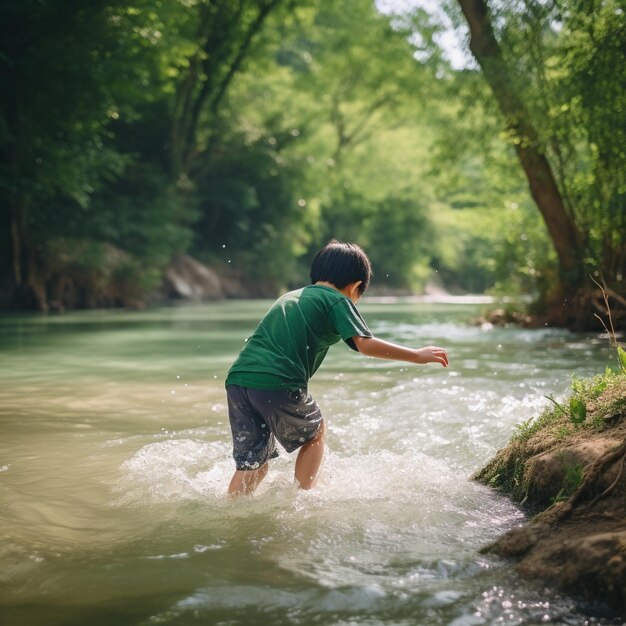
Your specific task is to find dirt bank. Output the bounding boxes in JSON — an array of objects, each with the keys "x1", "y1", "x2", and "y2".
[{"x1": 474, "y1": 374, "x2": 626, "y2": 616}]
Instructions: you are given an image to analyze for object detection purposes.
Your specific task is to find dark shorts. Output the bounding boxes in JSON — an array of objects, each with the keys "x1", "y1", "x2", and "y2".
[{"x1": 226, "y1": 384, "x2": 323, "y2": 471}]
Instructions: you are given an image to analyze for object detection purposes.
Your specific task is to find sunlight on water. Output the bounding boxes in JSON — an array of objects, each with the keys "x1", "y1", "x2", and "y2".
[{"x1": 0, "y1": 301, "x2": 617, "y2": 626}]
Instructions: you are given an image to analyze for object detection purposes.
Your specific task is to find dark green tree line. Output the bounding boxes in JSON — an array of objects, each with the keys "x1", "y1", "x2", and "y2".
[{"x1": 1, "y1": 0, "x2": 623, "y2": 328}]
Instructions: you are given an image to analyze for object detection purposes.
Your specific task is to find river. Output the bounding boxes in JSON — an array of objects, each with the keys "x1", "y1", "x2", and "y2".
[{"x1": 0, "y1": 299, "x2": 615, "y2": 626}]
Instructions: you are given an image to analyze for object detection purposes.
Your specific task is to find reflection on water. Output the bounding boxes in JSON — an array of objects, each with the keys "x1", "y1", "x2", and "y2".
[{"x1": 0, "y1": 300, "x2": 615, "y2": 625}]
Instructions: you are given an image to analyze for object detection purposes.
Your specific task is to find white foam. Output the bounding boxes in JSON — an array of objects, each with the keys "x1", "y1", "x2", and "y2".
[
  {"x1": 115, "y1": 439, "x2": 233, "y2": 504},
  {"x1": 114, "y1": 435, "x2": 522, "y2": 547}
]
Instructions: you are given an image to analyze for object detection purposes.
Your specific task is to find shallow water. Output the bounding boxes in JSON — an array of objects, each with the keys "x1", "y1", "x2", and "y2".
[{"x1": 0, "y1": 299, "x2": 617, "y2": 626}]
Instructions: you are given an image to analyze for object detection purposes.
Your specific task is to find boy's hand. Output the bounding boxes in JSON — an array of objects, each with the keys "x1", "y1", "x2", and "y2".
[
  {"x1": 353, "y1": 336, "x2": 448, "y2": 367},
  {"x1": 414, "y1": 346, "x2": 448, "y2": 367}
]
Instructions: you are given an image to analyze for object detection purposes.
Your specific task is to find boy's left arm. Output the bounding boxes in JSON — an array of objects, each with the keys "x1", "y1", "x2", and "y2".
[{"x1": 352, "y1": 335, "x2": 448, "y2": 367}]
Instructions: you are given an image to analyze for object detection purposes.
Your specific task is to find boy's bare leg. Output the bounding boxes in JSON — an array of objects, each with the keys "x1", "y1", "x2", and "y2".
[
  {"x1": 294, "y1": 420, "x2": 325, "y2": 490},
  {"x1": 228, "y1": 463, "x2": 269, "y2": 496}
]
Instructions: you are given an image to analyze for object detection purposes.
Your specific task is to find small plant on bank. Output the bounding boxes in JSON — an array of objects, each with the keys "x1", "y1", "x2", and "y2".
[
  {"x1": 591, "y1": 275, "x2": 625, "y2": 374},
  {"x1": 511, "y1": 368, "x2": 625, "y2": 446},
  {"x1": 554, "y1": 461, "x2": 585, "y2": 503},
  {"x1": 619, "y1": 345, "x2": 626, "y2": 375},
  {"x1": 545, "y1": 393, "x2": 587, "y2": 425}
]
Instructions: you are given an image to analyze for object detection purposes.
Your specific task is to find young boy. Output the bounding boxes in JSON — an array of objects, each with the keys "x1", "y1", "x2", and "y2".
[{"x1": 225, "y1": 240, "x2": 448, "y2": 495}]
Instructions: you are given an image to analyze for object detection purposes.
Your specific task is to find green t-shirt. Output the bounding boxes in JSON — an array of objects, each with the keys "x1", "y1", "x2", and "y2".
[{"x1": 225, "y1": 284, "x2": 372, "y2": 391}]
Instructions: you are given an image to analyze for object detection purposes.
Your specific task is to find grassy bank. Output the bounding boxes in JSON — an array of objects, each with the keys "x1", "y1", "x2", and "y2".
[
  {"x1": 473, "y1": 363, "x2": 626, "y2": 615},
  {"x1": 475, "y1": 368, "x2": 626, "y2": 508}
]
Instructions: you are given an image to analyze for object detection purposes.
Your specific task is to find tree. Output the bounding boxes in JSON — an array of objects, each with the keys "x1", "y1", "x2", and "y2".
[
  {"x1": 0, "y1": 1, "x2": 287, "y2": 309},
  {"x1": 168, "y1": 0, "x2": 288, "y2": 179},
  {"x1": 0, "y1": 3, "x2": 277, "y2": 308},
  {"x1": 0, "y1": 1, "x2": 142, "y2": 309},
  {"x1": 454, "y1": 0, "x2": 626, "y2": 327},
  {"x1": 456, "y1": 0, "x2": 581, "y2": 286}
]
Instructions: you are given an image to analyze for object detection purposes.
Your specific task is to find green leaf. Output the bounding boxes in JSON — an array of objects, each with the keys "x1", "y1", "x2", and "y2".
[
  {"x1": 617, "y1": 345, "x2": 626, "y2": 373},
  {"x1": 569, "y1": 398, "x2": 587, "y2": 424},
  {"x1": 545, "y1": 394, "x2": 568, "y2": 416},
  {"x1": 592, "y1": 379, "x2": 608, "y2": 395}
]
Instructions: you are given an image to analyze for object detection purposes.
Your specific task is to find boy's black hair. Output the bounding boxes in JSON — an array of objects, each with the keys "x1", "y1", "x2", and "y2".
[{"x1": 310, "y1": 239, "x2": 372, "y2": 295}]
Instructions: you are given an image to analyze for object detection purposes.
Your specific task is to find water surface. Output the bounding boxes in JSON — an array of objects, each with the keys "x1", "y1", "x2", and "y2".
[{"x1": 0, "y1": 299, "x2": 614, "y2": 625}]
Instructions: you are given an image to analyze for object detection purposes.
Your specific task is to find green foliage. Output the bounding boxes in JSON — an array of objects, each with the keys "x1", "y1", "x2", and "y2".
[
  {"x1": 365, "y1": 197, "x2": 434, "y2": 291},
  {"x1": 545, "y1": 389, "x2": 588, "y2": 425},
  {"x1": 569, "y1": 398, "x2": 587, "y2": 424},
  {"x1": 189, "y1": 126, "x2": 310, "y2": 285},
  {"x1": 0, "y1": 0, "x2": 196, "y2": 308},
  {"x1": 571, "y1": 374, "x2": 609, "y2": 400},
  {"x1": 618, "y1": 345, "x2": 626, "y2": 374},
  {"x1": 512, "y1": 402, "x2": 561, "y2": 443},
  {"x1": 1, "y1": 0, "x2": 623, "y2": 310},
  {"x1": 40, "y1": 238, "x2": 160, "y2": 308},
  {"x1": 222, "y1": 0, "x2": 443, "y2": 291},
  {"x1": 514, "y1": 368, "x2": 624, "y2": 446},
  {"x1": 478, "y1": 367, "x2": 626, "y2": 508},
  {"x1": 554, "y1": 462, "x2": 584, "y2": 503},
  {"x1": 446, "y1": 0, "x2": 625, "y2": 297}
]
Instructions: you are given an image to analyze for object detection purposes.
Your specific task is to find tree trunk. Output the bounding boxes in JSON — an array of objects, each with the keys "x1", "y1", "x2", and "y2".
[
  {"x1": 170, "y1": 0, "x2": 282, "y2": 179},
  {"x1": 457, "y1": 0, "x2": 583, "y2": 292}
]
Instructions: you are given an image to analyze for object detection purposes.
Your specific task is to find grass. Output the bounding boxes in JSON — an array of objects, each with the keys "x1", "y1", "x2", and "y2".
[
  {"x1": 475, "y1": 369, "x2": 626, "y2": 506},
  {"x1": 554, "y1": 461, "x2": 585, "y2": 503},
  {"x1": 512, "y1": 368, "x2": 626, "y2": 445}
]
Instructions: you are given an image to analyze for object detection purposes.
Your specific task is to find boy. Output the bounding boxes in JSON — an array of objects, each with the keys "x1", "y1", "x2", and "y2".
[{"x1": 225, "y1": 240, "x2": 448, "y2": 495}]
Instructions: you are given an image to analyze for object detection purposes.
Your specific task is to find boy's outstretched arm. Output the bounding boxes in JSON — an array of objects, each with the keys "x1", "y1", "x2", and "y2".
[{"x1": 352, "y1": 336, "x2": 448, "y2": 367}]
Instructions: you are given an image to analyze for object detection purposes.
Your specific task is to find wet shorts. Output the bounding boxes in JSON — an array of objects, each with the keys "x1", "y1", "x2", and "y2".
[{"x1": 226, "y1": 384, "x2": 323, "y2": 471}]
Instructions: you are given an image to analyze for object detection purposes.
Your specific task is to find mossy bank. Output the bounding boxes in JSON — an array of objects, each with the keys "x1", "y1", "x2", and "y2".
[{"x1": 474, "y1": 369, "x2": 626, "y2": 616}]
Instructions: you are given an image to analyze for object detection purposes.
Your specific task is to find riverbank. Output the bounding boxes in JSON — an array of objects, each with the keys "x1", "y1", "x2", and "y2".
[
  {"x1": 474, "y1": 371, "x2": 626, "y2": 616},
  {"x1": 2, "y1": 252, "x2": 490, "y2": 312}
]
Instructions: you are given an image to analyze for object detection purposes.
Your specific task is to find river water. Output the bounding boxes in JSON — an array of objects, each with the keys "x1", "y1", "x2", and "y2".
[{"x1": 0, "y1": 299, "x2": 616, "y2": 626}]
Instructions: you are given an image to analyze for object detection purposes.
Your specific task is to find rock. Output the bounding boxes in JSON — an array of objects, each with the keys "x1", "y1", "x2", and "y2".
[
  {"x1": 217, "y1": 270, "x2": 278, "y2": 299},
  {"x1": 164, "y1": 255, "x2": 224, "y2": 300},
  {"x1": 522, "y1": 530, "x2": 626, "y2": 613},
  {"x1": 163, "y1": 255, "x2": 281, "y2": 300},
  {"x1": 471, "y1": 308, "x2": 534, "y2": 328}
]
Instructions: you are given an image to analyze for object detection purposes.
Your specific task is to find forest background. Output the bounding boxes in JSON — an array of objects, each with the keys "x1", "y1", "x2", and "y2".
[{"x1": 1, "y1": 0, "x2": 624, "y2": 329}]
